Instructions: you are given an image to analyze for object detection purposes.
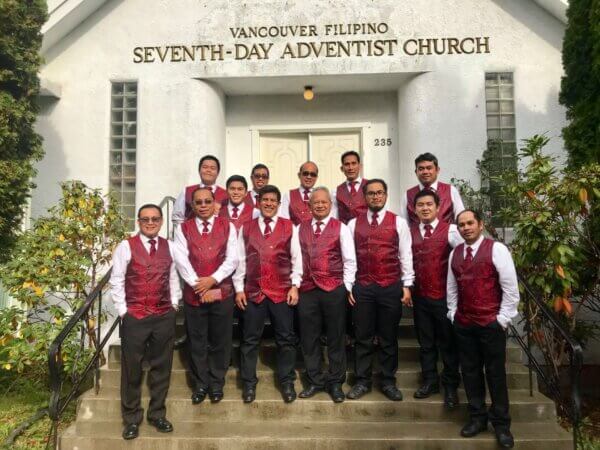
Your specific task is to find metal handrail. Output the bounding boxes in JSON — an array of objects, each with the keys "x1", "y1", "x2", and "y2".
[{"x1": 510, "y1": 275, "x2": 583, "y2": 450}]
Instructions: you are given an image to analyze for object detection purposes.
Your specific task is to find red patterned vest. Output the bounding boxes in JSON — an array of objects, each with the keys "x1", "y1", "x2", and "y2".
[
  {"x1": 245, "y1": 191, "x2": 259, "y2": 208},
  {"x1": 299, "y1": 219, "x2": 344, "y2": 292},
  {"x1": 243, "y1": 218, "x2": 293, "y2": 303},
  {"x1": 355, "y1": 211, "x2": 402, "y2": 287},
  {"x1": 410, "y1": 221, "x2": 452, "y2": 300},
  {"x1": 124, "y1": 235, "x2": 172, "y2": 319},
  {"x1": 451, "y1": 238, "x2": 502, "y2": 326},
  {"x1": 288, "y1": 189, "x2": 312, "y2": 225},
  {"x1": 184, "y1": 184, "x2": 228, "y2": 219},
  {"x1": 219, "y1": 201, "x2": 254, "y2": 231},
  {"x1": 180, "y1": 217, "x2": 234, "y2": 305},
  {"x1": 406, "y1": 182, "x2": 454, "y2": 226},
  {"x1": 336, "y1": 179, "x2": 368, "y2": 224}
]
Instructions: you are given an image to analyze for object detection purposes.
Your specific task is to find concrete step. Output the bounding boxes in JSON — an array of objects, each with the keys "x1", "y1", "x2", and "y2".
[
  {"x1": 60, "y1": 421, "x2": 571, "y2": 450},
  {"x1": 76, "y1": 383, "x2": 556, "y2": 423},
  {"x1": 99, "y1": 362, "x2": 534, "y2": 390},
  {"x1": 107, "y1": 339, "x2": 523, "y2": 370}
]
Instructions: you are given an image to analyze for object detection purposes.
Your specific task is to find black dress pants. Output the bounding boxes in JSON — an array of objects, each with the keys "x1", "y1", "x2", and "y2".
[
  {"x1": 352, "y1": 282, "x2": 403, "y2": 387},
  {"x1": 240, "y1": 298, "x2": 297, "y2": 388},
  {"x1": 120, "y1": 309, "x2": 176, "y2": 425},
  {"x1": 185, "y1": 296, "x2": 234, "y2": 392},
  {"x1": 413, "y1": 296, "x2": 460, "y2": 388},
  {"x1": 454, "y1": 320, "x2": 511, "y2": 430},
  {"x1": 298, "y1": 285, "x2": 347, "y2": 388}
]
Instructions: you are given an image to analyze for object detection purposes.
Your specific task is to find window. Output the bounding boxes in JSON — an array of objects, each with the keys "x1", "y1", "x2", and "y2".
[
  {"x1": 109, "y1": 82, "x2": 137, "y2": 231},
  {"x1": 484, "y1": 73, "x2": 517, "y2": 226}
]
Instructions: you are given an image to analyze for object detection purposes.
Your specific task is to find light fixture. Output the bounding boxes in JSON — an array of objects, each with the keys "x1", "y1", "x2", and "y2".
[{"x1": 303, "y1": 85, "x2": 314, "y2": 101}]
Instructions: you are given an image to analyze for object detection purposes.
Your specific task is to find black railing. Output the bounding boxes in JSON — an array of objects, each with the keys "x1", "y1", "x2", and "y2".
[
  {"x1": 508, "y1": 276, "x2": 583, "y2": 450},
  {"x1": 46, "y1": 195, "x2": 176, "y2": 448}
]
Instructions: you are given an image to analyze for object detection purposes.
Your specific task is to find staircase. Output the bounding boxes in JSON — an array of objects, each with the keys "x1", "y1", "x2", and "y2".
[{"x1": 59, "y1": 310, "x2": 572, "y2": 449}]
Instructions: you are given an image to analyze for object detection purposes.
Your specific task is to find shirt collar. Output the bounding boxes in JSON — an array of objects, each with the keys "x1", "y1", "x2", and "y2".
[
  {"x1": 260, "y1": 215, "x2": 278, "y2": 226},
  {"x1": 228, "y1": 202, "x2": 245, "y2": 213},
  {"x1": 419, "y1": 180, "x2": 439, "y2": 191},
  {"x1": 312, "y1": 215, "x2": 331, "y2": 227},
  {"x1": 466, "y1": 235, "x2": 485, "y2": 253},
  {"x1": 367, "y1": 207, "x2": 387, "y2": 222},
  {"x1": 195, "y1": 215, "x2": 215, "y2": 226},
  {"x1": 347, "y1": 177, "x2": 363, "y2": 188},
  {"x1": 139, "y1": 233, "x2": 158, "y2": 244},
  {"x1": 419, "y1": 218, "x2": 439, "y2": 232},
  {"x1": 298, "y1": 186, "x2": 314, "y2": 194}
]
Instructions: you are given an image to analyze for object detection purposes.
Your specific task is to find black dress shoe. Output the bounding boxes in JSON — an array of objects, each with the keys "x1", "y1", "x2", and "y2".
[
  {"x1": 328, "y1": 384, "x2": 345, "y2": 403},
  {"x1": 413, "y1": 382, "x2": 440, "y2": 399},
  {"x1": 444, "y1": 387, "x2": 459, "y2": 410},
  {"x1": 209, "y1": 390, "x2": 224, "y2": 403},
  {"x1": 122, "y1": 423, "x2": 139, "y2": 440},
  {"x1": 281, "y1": 384, "x2": 296, "y2": 403},
  {"x1": 495, "y1": 428, "x2": 515, "y2": 448},
  {"x1": 191, "y1": 388, "x2": 207, "y2": 404},
  {"x1": 242, "y1": 387, "x2": 256, "y2": 403},
  {"x1": 460, "y1": 420, "x2": 488, "y2": 437},
  {"x1": 381, "y1": 385, "x2": 403, "y2": 401},
  {"x1": 299, "y1": 385, "x2": 324, "y2": 398},
  {"x1": 346, "y1": 384, "x2": 371, "y2": 400},
  {"x1": 147, "y1": 417, "x2": 173, "y2": 433}
]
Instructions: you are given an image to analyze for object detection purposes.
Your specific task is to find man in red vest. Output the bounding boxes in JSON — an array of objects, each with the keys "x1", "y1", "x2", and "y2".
[
  {"x1": 400, "y1": 152, "x2": 465, "y2": 226},
  {"x1": 280, "y1": 161, "x2": 319, "y2": 225},
  {"x1": 410, "y1": 190, "x2": 463, "y2": 409},
  {"x1": 297, "y1": 187, "x2": 356, "y2": 403},
  {"x1": 172, "y1": 155, "x2": 228, "y2": 225},
  {"x1": 233, "y1": 185, "x2": 302, "y2": 404},
  {"x1": 333, "y1": 151, "x2": 368, "y2": 224},
  {"x1": 246, "y1": 163, "x2": 270, "y2": 208},
  {"x1": 219, "y1": 175, "x2": 259, "y2": 232},
  {"x1": 447, "y1": 210, "x2": 519, "y2": 449},
  {"x1": 110, "y1": 204, "x2": 180, "y2": 440},
  {"x1": 347, "y1": 179, "x2": 415, "y2": 401},
  {"x1": 173, "y1": 187, "x2": 238, "y2": 404}
]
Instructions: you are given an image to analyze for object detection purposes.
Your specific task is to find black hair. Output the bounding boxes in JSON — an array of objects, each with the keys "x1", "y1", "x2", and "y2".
[
  {"x1": 251, "y1": 163, "x2": 270, "y2": 178},
  {"x1": 414, "y1": 152, "x2": 439, "y2": 168},
  {"x1": 198, "y1": 154, "x2": 221, "y2": 173},
  {"x1": 363, "y1": 178, "x2": 388, "y2": 195},
  {"x1": 456, "y1": 209, "x2": 483, "y2": 223},
  {"x1": 258, "y1": 185, "x2": 281, "y2": 202},
  {"x1": 341, "y1": 150, "x2": 361, "y2": 164},
  {"x1": 413, "y1": 189, "x2": 440, "y2": 207},
  {"x1": 137, "y1": 204, "x2": 162, "y2": 218},
  {"x1": 191, "y1": 186, "x2": 215, "y2": 201},
  {"x1": 226, "y1": 175, "x2": 248, "y2": 190}
]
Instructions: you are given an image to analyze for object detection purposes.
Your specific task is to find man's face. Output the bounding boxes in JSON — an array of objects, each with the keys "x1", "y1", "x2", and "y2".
[
  {"x1": 365, "y1": 182, "x2": 387, "y2": 212},
  {"x1": 415, "y1": 160, "x2": 440, "y2": 187},
  {"x1": 199, "y1": 159, "x2": 219, "y2": 186},
  {"x1": 415, "y1": 195, "x2": 439, "y2": 224},
  {"x1": 251, "y1": 168, "x2": 269, "y2": 191},
  {"x1": 192, "y1": 189, "x2": 215, "y2": 220},
  {"x1": 227, "y1": 181, "x2": 247, "y2": 206},
  {"x1": 298, "y1": 162, "x2": 318, "y2": 189},
  {"x1": 457, "y1": 211, "x2": 484, "y2": 245},
  {"x1": 259, "y1": 192, "x2": 280, "y2": 219},
  {"x1": 137, "y1": 207, "x2": 163, "y2": 238},
  {"x1": 341, "y1": 154, "x2": 361, "y2": 181},
  {"x1": 309, "y1": 190, "x2": 332, "y2": 220}
]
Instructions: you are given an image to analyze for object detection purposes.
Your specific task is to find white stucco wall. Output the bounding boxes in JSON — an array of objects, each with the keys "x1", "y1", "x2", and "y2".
[{"x1": 34, "y1": 0, "x2": 567, "y2": 217}]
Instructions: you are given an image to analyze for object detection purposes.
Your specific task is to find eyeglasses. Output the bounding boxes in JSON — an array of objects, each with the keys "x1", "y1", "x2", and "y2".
[
  {"x1": 366, "y1": 190, "x2": 386, "y2": 197},
  {"x1": 194, "y1": 200, "x2": 214, "y2": 205},
  {"x1": 252, "y1": 173, "x2": 269, "y2": 179},
  {"x1": 138, "y1": 217, "x2": 162, "y2": 224},
  {"x1": 301, "y1": 171, "x2": 318, "y2": 177}
]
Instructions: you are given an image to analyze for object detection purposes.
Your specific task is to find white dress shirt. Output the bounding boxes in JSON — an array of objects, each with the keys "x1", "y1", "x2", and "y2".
[
  {"x1": 347, "y1": 207, "x2": 416, "y2": 287},
  {"x1": 418, "y1": 218, "x2": 464, "y2": 248},
  {"x1": 330, "y1": 177, "x2": 363, "y2": 219},
  {"x1": 109, "y1": 235, "x2": 181, "y2": 317},
  {"x1": 400, "y1": 180, "x2": 465, "y2": 221},
  {"x1": 232, "y1": 216, "x2": 303, "y2": 292},
  {"x1": 446, "y1": 235, "x2": 520, "y2": 328},
  {"x1": 279, "y1": 187, "x2": 314, "y2": 219},
  {"x1": 173, "y1": 216, "x2": 239, "y2": 288},
  {"x1": 249, "y1": 190, "x2": 260, "y2": 207},
  {"x1": 227, "y1": 201, "x2": 260, "y2": 221},
  {"x1": 308, "y1": 216, "x2": 357, "y2": 291},
  {"x1": 172, "y1": 183, "x2": 222, "y2": 225}
]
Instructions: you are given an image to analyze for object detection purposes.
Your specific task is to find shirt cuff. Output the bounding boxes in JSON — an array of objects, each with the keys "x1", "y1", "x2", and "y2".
[
  {"x1": 496, "y1": 314, "x2": 511, "y2": 329},
  {"x1": 211, "y1": 271, "x2": 224, "y2": 284},
  {"x1": 118, "y1": 304, "x2": 128, "y2": 317},
  {"x1": 344, "y1": 282, "x2": 353, "y2": 292},
  {"x1": 447, "y1": 310, "x2": 455, "y2": 323}
]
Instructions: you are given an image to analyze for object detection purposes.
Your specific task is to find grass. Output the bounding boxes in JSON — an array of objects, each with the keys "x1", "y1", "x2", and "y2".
[{"x1": 0, "y1": 374, "x2": 76, "y2": 450}]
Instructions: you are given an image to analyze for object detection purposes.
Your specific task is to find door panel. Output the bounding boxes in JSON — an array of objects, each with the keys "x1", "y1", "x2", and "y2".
[
  {"x1": 259, "y1": 133, "x2": 308, "y2": 193},
  {"x1": 310, "y1": 132, "x2": 361, "y2": 190}
]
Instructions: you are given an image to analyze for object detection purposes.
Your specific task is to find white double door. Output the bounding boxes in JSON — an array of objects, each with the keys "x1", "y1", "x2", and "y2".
[{"x1": 259, "y1": 131, "x2": 361, "y2": 193}]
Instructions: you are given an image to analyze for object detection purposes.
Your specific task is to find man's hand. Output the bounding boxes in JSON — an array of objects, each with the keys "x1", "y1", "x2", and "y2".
[
  {"x1": 194, "y1": 276, "x2": 216, "y2": 295},
  {"x1": 348, "y1": 291, "x2": 356, "y2": 306},
  {"x1": 401, "y1": 287, "x2": 413, "y2": 307},
  {"x1": 286, "y1": 286, "x2": 299, "y2": 306},
  {"x1": 235, "y1": 292, "x2": 247, "y2": 310}
]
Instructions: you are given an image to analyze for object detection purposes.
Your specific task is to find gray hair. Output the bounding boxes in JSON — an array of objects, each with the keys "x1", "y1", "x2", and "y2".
[{"x1": 310, "y1": 186, "x2": 331, "y2": 202}]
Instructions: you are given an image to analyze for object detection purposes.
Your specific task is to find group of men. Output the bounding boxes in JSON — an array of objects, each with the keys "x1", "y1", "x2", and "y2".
[{"x1": 110, "y1": 151, "x2": 519, "y2": 448}]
